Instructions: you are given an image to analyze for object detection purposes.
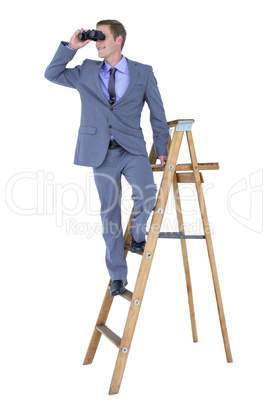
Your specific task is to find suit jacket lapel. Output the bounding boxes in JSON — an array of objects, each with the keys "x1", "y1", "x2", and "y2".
[
  {"x1": 86, "y1": 58, "x2": 140, "y2": 106},
  {"x1": 91, "y1": 62, "x2": 110, "y2": 105},
  {"x1": 115, "y1": 59, "x2": 140, "y2": 106}
]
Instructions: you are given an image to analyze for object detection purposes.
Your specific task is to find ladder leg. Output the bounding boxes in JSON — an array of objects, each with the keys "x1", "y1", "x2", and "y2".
[
  {"x1": 172, "y1": 176, "x2": 198, "y2": 342},
  {"x1": 109, "y1": 301, "x2": 140, "y2": 395},
  {"x1": 186, "y1": 130, "x2": 233, "y2": 362},
  {"x1": 109, "y1": 130, "x2": 185, "y2": 394},
  {"x1": 83, "y1": 280, "x2": 114, "y2": 365}
]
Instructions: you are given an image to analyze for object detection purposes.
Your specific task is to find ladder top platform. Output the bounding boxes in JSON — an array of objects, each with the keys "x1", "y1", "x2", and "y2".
[{"x1": 168, "y1": 118, "x2": 195, "y2": 127}]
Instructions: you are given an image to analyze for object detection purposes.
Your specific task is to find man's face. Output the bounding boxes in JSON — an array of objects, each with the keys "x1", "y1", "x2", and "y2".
[{"x1": 96, "y1": 25, "x2": 122, "y2": 60}]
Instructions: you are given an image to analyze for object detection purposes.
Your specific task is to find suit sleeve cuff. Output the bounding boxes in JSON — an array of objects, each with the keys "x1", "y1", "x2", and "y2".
[
  {"x1": 154, "y1": 143, "x2": 168, "y2": 158},
  {"x1": 60, "y1": 41, "x2": 77, "y2": 53},
  {"x1": 64, "y1": 42, "x2": 77, "y2": 51}
]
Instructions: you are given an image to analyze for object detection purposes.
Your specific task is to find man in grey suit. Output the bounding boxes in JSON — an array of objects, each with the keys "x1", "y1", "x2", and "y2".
[{"x1": 45, "y1": 20, "x2": 169, "y2": 296}]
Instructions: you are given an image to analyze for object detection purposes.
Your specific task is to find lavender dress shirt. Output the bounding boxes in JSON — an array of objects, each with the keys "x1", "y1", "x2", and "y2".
[{"x1": 98, "y1": 56, "x2": 130, "y2": 103}]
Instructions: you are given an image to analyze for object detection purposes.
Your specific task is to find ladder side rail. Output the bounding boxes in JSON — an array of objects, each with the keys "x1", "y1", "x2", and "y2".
[
  {"x1": 186, "y1": 130, "x2": 233, "y2": 363},
  {"x1": 172, "y1": 175, "x2": 198, "y2": 343},
  {"x1": 108, "y1": 130, "x2": 185, "y2": 395},
  {"x1": 83, "y1": 280, "x2": 114, "y2": 365}
]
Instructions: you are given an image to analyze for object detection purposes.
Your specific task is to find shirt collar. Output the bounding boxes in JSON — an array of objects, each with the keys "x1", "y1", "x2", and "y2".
[{"x1": 103, "y1": 55, "x2": 128, "y2": 74}]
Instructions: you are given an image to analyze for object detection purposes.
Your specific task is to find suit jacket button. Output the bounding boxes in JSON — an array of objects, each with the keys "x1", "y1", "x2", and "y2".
[
  {"x1": 110, "y1": 107, "x2": 113, "y2": 111},
  {"x1": 109, "y1": 125, "x2": 112, "y2": 129}
]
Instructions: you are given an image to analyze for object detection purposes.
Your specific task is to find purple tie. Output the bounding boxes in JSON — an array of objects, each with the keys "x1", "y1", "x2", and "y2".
[{"x1": 108, "y1": 67, "x2": 117, "y2": 105}]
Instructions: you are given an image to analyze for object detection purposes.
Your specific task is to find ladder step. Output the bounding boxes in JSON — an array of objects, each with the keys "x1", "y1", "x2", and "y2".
[
  {"x1": 124, "y1": 244, "x2": 143, "y2": 255},
  {"x1": 146, "y1": 231, "x2": 205, "y2": 239},
  {"x1": 120, "y1": 289, "x2": 133, "y2": 302},
  {"x1": 96, "y1": 325, "x2": 121, "y2": 348},
  {"x1": 108, "y1": 285, "x2": 133, "y2": 302},
  {"x1": 176, "y1": 172, "x2": 204, "y2": 183}
]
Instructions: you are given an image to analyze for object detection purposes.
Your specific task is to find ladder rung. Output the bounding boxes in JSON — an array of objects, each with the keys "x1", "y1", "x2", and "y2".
[
  {"x1": 108, "y1": 285, "x2": 133, "y2": 301},
  {"x1": 96, "y1": 325, "x2": 121, "y2": 348},
  {"x1": 124, "y1": 244, "x2": 143, "y2": 256},
  {"x1": 120, "y1": 289, "x2": 133, "y2": 302},
  {"x1": 176, "y1": 172, "x2": 204, "y2": 183},
  {"x1": 146, "y1": 231, "x2": 205, "y2": 239}
]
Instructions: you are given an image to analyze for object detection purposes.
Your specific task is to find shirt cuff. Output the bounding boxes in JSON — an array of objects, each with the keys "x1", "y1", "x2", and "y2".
[{"x1": 65, "y1": 43, "x2": 76, "y2": 51}]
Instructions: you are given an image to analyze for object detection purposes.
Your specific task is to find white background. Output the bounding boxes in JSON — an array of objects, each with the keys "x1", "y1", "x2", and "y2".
[{"x1": 1, "y1": 0, "x2": 267, "y2": 400}]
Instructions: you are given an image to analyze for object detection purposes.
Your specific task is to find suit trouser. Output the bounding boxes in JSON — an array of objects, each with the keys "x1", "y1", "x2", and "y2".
[{"x1": 93, "y1": 145, "x2": 157, "y2": 281}]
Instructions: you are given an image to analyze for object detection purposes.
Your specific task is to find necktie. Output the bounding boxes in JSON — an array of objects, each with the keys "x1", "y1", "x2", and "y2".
[{"x1": 108, "y1": 67, "x2": 117, "y2": 105}]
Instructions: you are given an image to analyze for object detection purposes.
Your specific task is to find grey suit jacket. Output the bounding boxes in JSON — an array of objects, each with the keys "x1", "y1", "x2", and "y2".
[{"x1": 45, "y1": 42, "x2": 169, "y2": 167}]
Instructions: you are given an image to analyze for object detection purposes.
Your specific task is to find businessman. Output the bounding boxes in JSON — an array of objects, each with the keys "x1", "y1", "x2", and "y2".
[{"x1": 45, "y1": 20, "x2": 169, "y2": 296}]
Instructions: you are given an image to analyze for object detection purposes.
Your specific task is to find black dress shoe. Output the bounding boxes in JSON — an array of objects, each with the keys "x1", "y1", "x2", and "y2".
[
  {"x1": 130, "y1": 236, "x2": 146, "y2": 253},
  {"x1": 110, "y1": 279, "x2": 128, "y2": 297}
]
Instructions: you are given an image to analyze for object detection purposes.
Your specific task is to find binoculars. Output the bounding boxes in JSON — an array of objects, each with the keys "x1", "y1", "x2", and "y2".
[{"x1": 78, "y1": 29, "x2": 105, "y2": 41}]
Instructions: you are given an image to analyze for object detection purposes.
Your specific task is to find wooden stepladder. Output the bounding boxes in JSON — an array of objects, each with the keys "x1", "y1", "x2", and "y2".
[{"x1": 83, "y1": 119, "x2": 233, "y2": 394}]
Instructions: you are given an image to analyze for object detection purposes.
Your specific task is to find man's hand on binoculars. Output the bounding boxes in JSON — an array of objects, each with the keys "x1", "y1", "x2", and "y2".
[{"x1": 68, "y1": 29, "x2": 92, "y2": 50}]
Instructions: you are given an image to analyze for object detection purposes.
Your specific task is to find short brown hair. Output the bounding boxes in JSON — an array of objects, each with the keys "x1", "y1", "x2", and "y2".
[{"x1": 96, "y1": 20, "x2": 127, "y2": 50}]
